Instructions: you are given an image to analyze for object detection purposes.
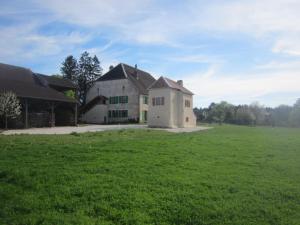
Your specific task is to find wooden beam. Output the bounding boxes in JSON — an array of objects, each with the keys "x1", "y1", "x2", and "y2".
[
  {"x1": 51, "y1": 102, "x2": 55, "y2": 127},
  {"x1": 74, "y1": 103, "x2": 78, "y2": 126},
  {"x1": 25, "y1": 99, "x2": 28, "y2": 129}
]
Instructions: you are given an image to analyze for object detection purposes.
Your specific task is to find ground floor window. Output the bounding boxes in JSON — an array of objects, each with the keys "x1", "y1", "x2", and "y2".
[{"x1": 108, "y1": 110, "x2": 128, "y2": 118}]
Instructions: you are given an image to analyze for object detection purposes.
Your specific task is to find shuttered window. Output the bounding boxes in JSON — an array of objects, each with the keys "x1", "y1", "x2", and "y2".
[{"x1": 152, "y1": 97, "x2": 165, "y2": 106}]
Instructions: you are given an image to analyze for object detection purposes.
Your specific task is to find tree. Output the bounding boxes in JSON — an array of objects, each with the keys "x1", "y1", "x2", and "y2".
[
  {"x1": 207, "y1": 101, "x2": 234, "y2": 124},
  {"x1": 61, "y1": 55, "x2": 78, "y2": 81},
  {"x1": 0, "y1": 91, "x2": 21, "y2": 129},
  {"x1": 77, "y1": 52, "x2": 103, "y2": 105},
  {"x1": 249, "y1": 102, "x2": 267, "y2": 125},
  {"x1": 270, "y1": 105, "x2": 292, "y2": 127},
  {"x1": 289, "y1": 99, "x2": 300, "y2": 127},
  {"x1": 235, "y1": 105, "x2": 255, "y2": 125}
]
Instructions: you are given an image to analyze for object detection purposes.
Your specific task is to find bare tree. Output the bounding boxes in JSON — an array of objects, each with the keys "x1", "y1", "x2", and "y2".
[{"x1": 0, "y1": 91, "x2": 21, "y2": 129}]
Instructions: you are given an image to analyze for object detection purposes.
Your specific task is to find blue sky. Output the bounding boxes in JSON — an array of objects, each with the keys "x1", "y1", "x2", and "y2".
[{"x1": 0, "y1": 0, "x2": 300, "y2": 107}]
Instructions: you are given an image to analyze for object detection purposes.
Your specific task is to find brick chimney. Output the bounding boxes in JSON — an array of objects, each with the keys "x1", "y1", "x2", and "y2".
[{"x1": 177, "y1": 80, "x2": 183, "y2": 86}]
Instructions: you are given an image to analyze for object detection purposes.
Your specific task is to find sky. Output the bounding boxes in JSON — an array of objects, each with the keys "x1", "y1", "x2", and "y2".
[{"x1": 0, "y1": 0, "x2": 300, "y2": 107}]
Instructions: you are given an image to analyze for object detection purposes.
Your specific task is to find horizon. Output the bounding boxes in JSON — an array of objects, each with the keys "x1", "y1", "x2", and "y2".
[{"x1": 1, "y1": 0, "x2": 299, "y2": 108}]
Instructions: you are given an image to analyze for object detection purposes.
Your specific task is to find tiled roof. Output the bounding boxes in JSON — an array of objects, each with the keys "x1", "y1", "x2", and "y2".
[
  {"x1": 97, "y1": 63, "x2": 156, "y2": 95},
  {"x1": 148, "y1": 76, "x2": 193, "y2": 95}
]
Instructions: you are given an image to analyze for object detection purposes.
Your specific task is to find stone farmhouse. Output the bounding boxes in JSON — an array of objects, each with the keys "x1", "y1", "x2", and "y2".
[
  {"x1": 82, "y1": 63, "x2": 196, "y2": 128},
  {"x1": 82, "y1": 63, "x2": 156, "y2": 124}
]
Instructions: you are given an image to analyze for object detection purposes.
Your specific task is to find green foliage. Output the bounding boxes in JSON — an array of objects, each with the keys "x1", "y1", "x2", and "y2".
[
  {"x1": 64, "y1": 90, "x2": 75, "y2": 99},
  {"x1": 60, "y1": 52, "x2": 103, "y2": 105},
  {"x1": 289, "y1": 99, "x2": 300, "y2": 127},
  {"x1": 77, "y1": 52, "x2": 103, "y2": 105},
  {"x1": 0, "y1": 91, "x2": 21, "y2": 129},
  {"x1": 51, "y1": 74, "x2": 63, "y2": 79},
  {"x1": 195, "y1": 99, "x2": 300, "y2": 127},
  {"x1": 61, "y1": 55, "x2": 78, "y2": 81},
  {"x1": 0, "y1": 126, "x2": 300, "y2": 224}
]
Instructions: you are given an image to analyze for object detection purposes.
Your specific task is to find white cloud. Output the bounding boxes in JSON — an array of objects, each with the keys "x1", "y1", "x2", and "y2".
[
  {"x1": 35, "y1": 0, "x2": 154, "y2": 27},
  {"x1": 183, "y1": 67, "x2": 300, "y2": 107},
  {"x1": 272, "y1": 37, "x2": 300, "y2": 56},
  {"x1": 0, "y1": 22, "x2": 92, "y2": 63}
]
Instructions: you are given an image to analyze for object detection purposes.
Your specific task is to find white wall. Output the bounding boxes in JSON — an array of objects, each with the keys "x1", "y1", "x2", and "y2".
[
  {"x1": 81, "y1": 104, "x2": 108, "y2": 124},
  {"x1": 139, "y1": 95, "x2": 149, "y2": 123},
  {"x1": 148, "y1": 88, "x2": 173, "y2": 128},
  {"x1": 85, "y1": 79, "x2": 140, "y2": 122},
  {"x1": 148, "y1": 88, "x2": 196, "y2": 128}
]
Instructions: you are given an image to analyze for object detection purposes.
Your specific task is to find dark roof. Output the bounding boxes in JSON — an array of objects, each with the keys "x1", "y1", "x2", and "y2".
[
  {"x1": 0, "y1": 63, "x2": 77, "y2": 103},
  {"x1": 37, "y1": 74, "x2": 77, "y2": 89},
  {"x1": 148, "y1": 76, "x2": 193, "y2": 95},
  {"x1": 97, "y1": 64, "x2": 127, "y2": 81},
  {"x1": 97, "y1": 63, "x2": 156, "y2": 95}
]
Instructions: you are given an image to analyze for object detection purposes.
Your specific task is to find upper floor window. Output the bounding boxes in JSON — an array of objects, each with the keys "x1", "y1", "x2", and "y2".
[
  {"x1": 152, "y1": 97, "x2": 164, "y2": 106},
  {"x1": 109, "y1": 96, "x2": 128, "y2": 104},
  {"x1": 185, "y1": 100, "x2": 191, "y2": 108},
  {"x1": 143, "y1": 96, "x2": 148, "y2": 104}
]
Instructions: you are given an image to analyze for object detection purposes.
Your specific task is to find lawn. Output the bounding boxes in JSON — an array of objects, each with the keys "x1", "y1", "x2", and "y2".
[{"x1": 0, "y1": 125, "x2": 300, "y2": 225}]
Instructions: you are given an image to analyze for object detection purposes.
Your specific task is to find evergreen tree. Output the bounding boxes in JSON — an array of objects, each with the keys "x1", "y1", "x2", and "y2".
[
  {"x1": 61, "y1": 55, "x2": 78, "y2": 81},
  {"x1": 77, "y1": 51, "x2": 102, "y2": 105}
]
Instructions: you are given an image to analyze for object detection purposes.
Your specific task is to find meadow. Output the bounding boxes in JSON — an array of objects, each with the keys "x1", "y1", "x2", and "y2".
[{"x1": 0, "y1": 125, "x2": 299, "y2": 225}]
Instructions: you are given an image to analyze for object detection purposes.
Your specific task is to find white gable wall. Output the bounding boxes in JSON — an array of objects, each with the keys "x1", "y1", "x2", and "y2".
[
  {"x1": 148, "y1": 88, "x2": 173, "y2": 127},
  {"x1": 148, "y1": 88, "x2": 196, "y2": 128},
  {"x1": 84, "y1": 79, "x2": 140, "y2": 123}
]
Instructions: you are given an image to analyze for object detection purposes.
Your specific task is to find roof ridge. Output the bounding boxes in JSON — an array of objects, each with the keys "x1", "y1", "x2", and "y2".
[
  {"x1": 162, "y1": 76, "x2": 172, "y2": 87},
  {"x1": 120, "y1": 63, "x2": 128, "y2": 78}
]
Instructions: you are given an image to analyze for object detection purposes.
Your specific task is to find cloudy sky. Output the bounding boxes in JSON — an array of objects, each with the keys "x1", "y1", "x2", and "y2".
[{"x1": 1, "y1": 0, "x2": 300, "y2": 107}]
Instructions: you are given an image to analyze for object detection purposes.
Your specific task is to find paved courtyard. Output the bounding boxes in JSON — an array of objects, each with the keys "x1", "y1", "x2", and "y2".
[{"x1": 1, "y1": 124, "x2": 212, "y2": 135}]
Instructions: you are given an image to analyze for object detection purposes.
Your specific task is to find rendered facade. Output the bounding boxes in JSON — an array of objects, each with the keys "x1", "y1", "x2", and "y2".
[{"x1": 148, "y1": 77, "x2": 196, "y2": 128}]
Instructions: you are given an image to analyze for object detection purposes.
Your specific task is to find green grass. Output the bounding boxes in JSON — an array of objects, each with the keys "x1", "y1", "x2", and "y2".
[{"x1": 0, "y1": 125, "x2": 300, "y2": 225}]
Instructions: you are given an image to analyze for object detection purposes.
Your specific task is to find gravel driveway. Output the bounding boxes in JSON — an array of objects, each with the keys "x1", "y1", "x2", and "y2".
[{"x1": 2, "y1": 124, "x2": 211, "y2": 135}]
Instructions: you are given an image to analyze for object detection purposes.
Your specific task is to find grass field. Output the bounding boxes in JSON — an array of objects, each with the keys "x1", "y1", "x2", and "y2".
[{"x1": 0, "y1": 125, "x2": 300, "y2": 225}]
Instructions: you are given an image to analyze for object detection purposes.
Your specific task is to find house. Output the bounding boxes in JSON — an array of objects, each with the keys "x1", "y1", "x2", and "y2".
[
  {"x1": 0, "y1": 63, "x2": 78, "y2": 128},
  {"x1": 81, "y1": 63, "x2": 156, "y2": 124},
  {"x1": 148, "y1": 76, "x2": 196, "y2": 128}
]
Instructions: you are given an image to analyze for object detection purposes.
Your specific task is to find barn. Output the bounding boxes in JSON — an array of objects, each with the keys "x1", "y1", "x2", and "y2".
[{"x1": 0, "y1": 63, "x2": 78, "y2": 129}]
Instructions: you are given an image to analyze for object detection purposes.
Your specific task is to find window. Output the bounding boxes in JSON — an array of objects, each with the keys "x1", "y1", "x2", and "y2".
[
  {"x1": 152, "y1": 97, "x2": 165, "y2": 106},
  {"x1": 119, "y1": 96, "x2": 128, "y2": 103},
  {"x1": 186, "y1": 117, "x2": 189, "y2": 122},
  {"x1": 143, "y1": 96, "x2": 148, "y2": 104},
  {"x1": 109, "y1": 96, "x2": 128, "y2": 104},
  {"x1": 185, "y1": 100, "x2": 191, "y2": 108},
  {"x1": 142, "y1": 110, "x2": 148, "y2": 121},
  {"x1": 108, "y1": 110, "x2": 128, "y2": 118}
]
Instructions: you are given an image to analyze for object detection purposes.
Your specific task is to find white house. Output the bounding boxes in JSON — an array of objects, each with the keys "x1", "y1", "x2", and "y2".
[
  {"x1": 148, "y1": 76, "x2": 196, "y2": 128},
  {"x1": 81, "y1": 63, "x2": 156, "y2": 124}
]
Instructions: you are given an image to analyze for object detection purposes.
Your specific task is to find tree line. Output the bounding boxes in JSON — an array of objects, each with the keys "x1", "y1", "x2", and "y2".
[
  {"x1": 60, "y1": 51, "x2": 103, "y2": 105},
  {"x1": 194, "y1": 99, "x2": 300, "y2": 127}
]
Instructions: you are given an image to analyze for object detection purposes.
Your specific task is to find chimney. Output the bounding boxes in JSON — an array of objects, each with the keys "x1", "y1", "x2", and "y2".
[
  {"x1": 109, "y1": 65, "x2": 114, "y2": 70},
  {"x1": 177, "y1": 80, "x2": 183, "y2": 86},
  {"x1": 134, "y1": 64, "x2": 138, "y2": 80}
]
